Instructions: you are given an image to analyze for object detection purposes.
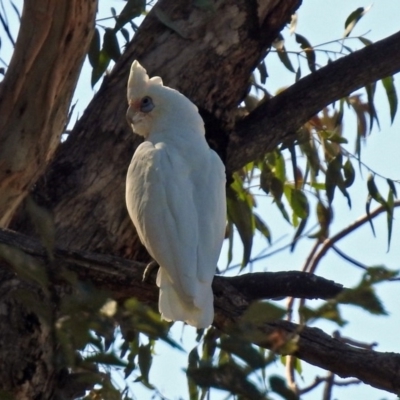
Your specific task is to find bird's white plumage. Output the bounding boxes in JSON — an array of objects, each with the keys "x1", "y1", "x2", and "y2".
[{"x1": 125, "y1": 61, "x2": 226, "y2": 328}]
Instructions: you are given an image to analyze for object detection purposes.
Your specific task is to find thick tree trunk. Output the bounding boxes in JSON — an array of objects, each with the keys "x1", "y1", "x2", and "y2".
[
  {"x1": 0, "y1": 0, "x2": 97, "y2": 228},
  {"x1": 0, "y1": 1, "x2": 97, "y2": 398}
]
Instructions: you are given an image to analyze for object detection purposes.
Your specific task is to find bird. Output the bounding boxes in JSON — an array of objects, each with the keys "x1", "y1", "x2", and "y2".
[{"x1": 125, "y1": 61, "x2": 226, "y2": 329}]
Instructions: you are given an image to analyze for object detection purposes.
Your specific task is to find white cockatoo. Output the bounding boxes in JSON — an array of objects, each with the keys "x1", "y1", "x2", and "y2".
[{"x1": 125, "y1": 61, "x2": 226, "y2": 328}]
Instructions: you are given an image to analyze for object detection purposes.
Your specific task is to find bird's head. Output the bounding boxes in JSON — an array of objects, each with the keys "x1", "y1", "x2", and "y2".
[{"x1": 126, "y1": 60, "x2": 203, "y2": 139}]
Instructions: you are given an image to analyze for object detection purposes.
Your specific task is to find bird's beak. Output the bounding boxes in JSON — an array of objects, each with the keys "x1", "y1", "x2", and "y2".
[
  {"x1": 126, "y1": 106, "x2": 135, "y2": 128},
  {"x1": 126, "y1": 101, "x2": 140, "y2": 128}
]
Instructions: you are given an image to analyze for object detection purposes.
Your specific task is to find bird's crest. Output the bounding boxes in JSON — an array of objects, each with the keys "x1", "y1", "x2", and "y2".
[{"x1": 127, "y1": 60, "x2": 163, "y2": 101}]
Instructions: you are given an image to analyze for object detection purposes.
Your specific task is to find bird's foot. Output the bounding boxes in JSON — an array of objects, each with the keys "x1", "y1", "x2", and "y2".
[{"x1": 142, "y1": 260, "x2": 159, "y2": 282}]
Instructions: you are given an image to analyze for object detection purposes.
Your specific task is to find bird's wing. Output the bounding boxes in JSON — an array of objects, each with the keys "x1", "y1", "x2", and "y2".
[
  {"x1": 126, "y1": 141, "x2": 201, "y2": 304},
  {"x1": 194, "y1": 149, "x2": 226, "y2": 283}
]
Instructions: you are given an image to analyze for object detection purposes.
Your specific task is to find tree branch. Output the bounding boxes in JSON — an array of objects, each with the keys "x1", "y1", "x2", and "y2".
[
  {"x1": 224, "y1": 271, "x2": 342, "y2": 300},
  {"x1": 253, "y1": 319, "x2": 400, "y2": 395},
  {"x1": 1, "y1": 228, "x2": 400, "y2": 394},
  {"x1": 0, "y1": 228, "x2": 342, "y2": 303},
  {"x1": 308, "y1": 200, "x2": 400, "y2": 274},
  {"x1": 227, "y1": 30, "x2": 400, "y2": 173}
]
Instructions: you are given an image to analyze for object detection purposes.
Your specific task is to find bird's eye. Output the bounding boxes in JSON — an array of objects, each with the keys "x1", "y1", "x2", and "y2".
[{"x1": 140, "y1": 96, "x2": 154, "y2": 113}]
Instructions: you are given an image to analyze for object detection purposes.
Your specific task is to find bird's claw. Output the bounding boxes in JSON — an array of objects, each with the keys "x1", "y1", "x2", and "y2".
[{"x1": 142, "y1": 260, "x2": 159, "y2": 282}]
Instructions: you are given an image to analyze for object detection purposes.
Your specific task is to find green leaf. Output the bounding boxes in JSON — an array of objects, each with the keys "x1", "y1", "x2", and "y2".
[
  {"x1": 261, "y1": 155, "x2": 291, "y2": 223},
  {"x1": 299, "y1": 131, "x2": 320, "y2": 177},
  {"x1": 310, "y1": 182, "x2": 325, "y2": 191},
  {"x1": 84, "y1": 352, "x2": 127, "y2": 367},
  {"x1": 254, "y1": 213, "x2": 271, "y2": 244},
  {"x1": 325, "y1": 154, "x2": 341, "y2": 204},
  {"x1": 295, "y1": 65, "x2": 301, "y2": 82},
  {"x1": 188, "y1": 363, "x2": 266, "y2": 399},
  {"x1": 25, "y1": 196, "x2": 55, "y2": 259},
  {"x1": 240, "y1": 301, "x2": 286, "y2": 325},
  {"x1": 219, "y1": 336, "x2": 266, "y2": 370},
  {"x1": 138, "y1": 343, "x2": 153, "y2": 385},
  {"x1": 381, "y1": 76, "x2": 398, "y2": 123},
  {"x1": 257, "y1": 61, "x2": 268, "y2": 84},
  {"x1": 295, "y1": 33, "x2": 316, "y2": 73},
  {"x1": 358, "y1": 36, "x2": 373, "y2": 46},
  {"x1": 88, "y1": 28, "x2": 100, "y2": 68},
  {"x1": 267, "y1": 176, "x2": 284, "y2": 200},
  {"x1": 365, "y1": 195, "x2": 375, "y2": 237},
  {"x1": 275, "y1": 199, "x2": 291, "y2": 224},
  {"x1": 365, "y1": 266, "x2": 399, "y2": 283},
  {"x1": 387, "y1": 189, "x2": 394, "y2": 250},
  {"x1": 202, "y1": 328, "x2": 220, "y2": 362},
  {"x1": 273, "y1": 149, "x2": 286, "y2": 181},
  {"x1": 325, "y1": 154, "x2": 351, "y2": 207},
  {"x1": 300, "y1": 302, "x2": 347, "y2": 327},
  {"x1": 115, "y1": 0, "x2": 146, "y2": 30},
  {"x1": 320, "y1": 130, "x2": 348, "y2": 144},
  {"x1": 316, "y1": 201, "x2": 332, "y2": 238},
  {"x1": 367, "y1": 174, "x2": 387, "y2": 207},
  {"x1": 103, "y1": 28, "x2": 121, "y2": 62},
  {"x1": 91, "y1": 49, "x2": 111, "y2": 87},
  {"x1": 120, "y1": 27, "x2": 130, "y2": 43},
  {"x1": 0, "y1": 244, "x2": 48, "y2": 289},
  {"x1": 123, "y1": 298, "x2": 181, "y2": 350},
  {"x1": 338, "y1": 286, "x2": 387, "y2": 315},
  {"x1": 269, "y1": 375, "x2": 299, "y2": 400},
  {"x1": 365, "y1": 82, "x2": 380, "y2": 131},
  {"x1": 187, "y1": 348, "x2": 200, "y2": 400},
  {"x1": 262, "y1": 152, "x2": 286, "y2": 200},
  {"x1": 286, "y1": 188, "x2": 309, "y2": 220},
  {"x1": 344, "y1": 6, "x2": 371, "y2": 37},
  {"x1": 343, "y1": 158, "x2": 355, "y2": 188},
  {"x1": 226, "y1": 185, "x2": 255, "y2": 268},
  {"x1": 290, "y1": 217, "x2": 307, "y2": 251},
  {"x1": 277, "y1": 47, "x2": 295, "y2": 73},
  {"x1": 387, "y1": 178, "x2": 397, "y2": 198}
]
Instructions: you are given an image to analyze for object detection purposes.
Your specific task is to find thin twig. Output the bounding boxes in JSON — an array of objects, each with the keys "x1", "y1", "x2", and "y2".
[
  {"x1": 322, "y1": 371, "x2": 334, "y2": 400},
  {"x1": 342, "y1": 147, "x2": 400, "y2": 183},
  {"x1": 285, "y1": 355, "x2": 299, "y2": 395},
  {"x1": 308, "y1": 200, "x2": 400, "y2": 274},
  {"x1": 312, "y1": 32, "x2": 372, "y2": 49},
  {"x1": 299, "y1": 376, "x2": 326, "y2": 395},
  {"x1": 333, "y1": 331, "x2": 377, "y2": 350},
  {"x1": 0, "y1": 1, "x2": 15, "y2": 47},
  {"x1": 299, "y1": 375, "x2": 362, "y2": 395},
  {"x1": 334, "y1": 378, "x2": 361, "y2": 387},
  {"x1": 302, "y1": 238, "x2": 322, "y2": 273},
  {"x1": 331, "y1": 245, "x2": 368, "y2": 270}
]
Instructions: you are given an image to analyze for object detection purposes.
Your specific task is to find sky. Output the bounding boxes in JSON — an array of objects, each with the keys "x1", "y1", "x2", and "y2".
[{"x1": 1, "y1": 1, "x2": 400, "y2": 399}]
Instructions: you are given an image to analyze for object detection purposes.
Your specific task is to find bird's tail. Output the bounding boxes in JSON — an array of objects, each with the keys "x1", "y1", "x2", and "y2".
[{"x1": 157, "y1": 268, "x2": 214, "y2": 329}]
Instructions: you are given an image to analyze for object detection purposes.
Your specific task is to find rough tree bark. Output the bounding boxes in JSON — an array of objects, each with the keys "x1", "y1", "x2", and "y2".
[
  {"x1": 2, "y1": 0, "x2": 400, "y2": 398},
  {"x1": 0, "y1": 0, "x2": 97, "y2": 227},
  {"x1": 0, "y1": 1, "x2": 97, "y2": 399}
]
